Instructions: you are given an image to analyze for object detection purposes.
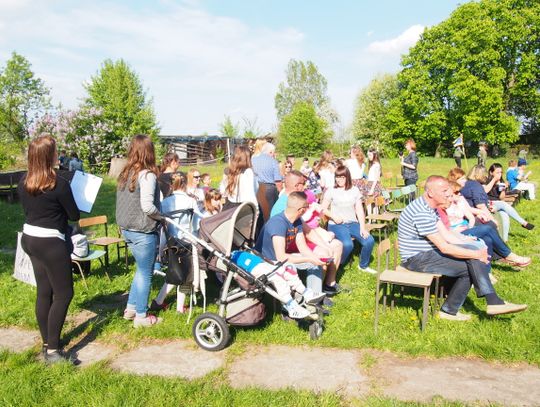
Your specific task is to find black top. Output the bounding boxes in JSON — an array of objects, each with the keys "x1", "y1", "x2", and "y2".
[
  {"x1": 158, "y1": 172, "x2": 174, "y2": 198},
  {"x1": 18, "y1": 173, "x2": 80, "y2": 234}
]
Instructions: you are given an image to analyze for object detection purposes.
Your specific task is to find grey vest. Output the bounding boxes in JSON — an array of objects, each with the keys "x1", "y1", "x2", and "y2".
[{"x1": 116, "y1": 174, "x2": 160, "y2": 233}]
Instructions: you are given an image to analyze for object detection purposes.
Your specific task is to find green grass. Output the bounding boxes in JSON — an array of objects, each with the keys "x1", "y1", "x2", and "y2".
[{"x1": 0, "y1": 157, "x2": 538, "y2": 405}]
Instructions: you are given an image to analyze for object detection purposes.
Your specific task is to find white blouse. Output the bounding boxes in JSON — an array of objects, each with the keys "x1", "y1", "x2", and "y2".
[
  {"x1": 220, "y1": 168, "x2": 258, "y2": 205},
  {"x1": 367, "y1": 162, "x2": 381, "y2": 182}
]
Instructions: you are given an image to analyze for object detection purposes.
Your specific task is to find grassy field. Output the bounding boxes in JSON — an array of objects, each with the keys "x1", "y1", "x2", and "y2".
[{"x1": 0, "y1": 156, "x2": 539, "y2": 405}]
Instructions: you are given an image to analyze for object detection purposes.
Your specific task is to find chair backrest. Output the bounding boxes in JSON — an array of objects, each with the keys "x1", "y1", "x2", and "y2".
[
  {"x1": 382, "y1": 190, "x2": 391, "y2": 200},
  {"x1": 401, "y1": 185, "x2": 411, "y2": 195},
  {"x1": 79, "y1": 215, "x2": 109, "y2": 236},
  {"x1": 391, "y1": 189, "x2": 402, "y2": 199},
  {"x1": 377, "y1": 238, "x2": 392, "y2": 272},
  {"x1": 79, "y1": 215, "x2": 107, "y2": 228}
]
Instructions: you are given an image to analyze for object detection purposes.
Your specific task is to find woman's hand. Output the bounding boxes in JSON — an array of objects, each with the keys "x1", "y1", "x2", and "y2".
[
  {"x1": 333, "y1": 215, "x2": 343, "y2": 224},
  {"x1": 360, "y1": 229, "x2": 370, "y2": 239}
]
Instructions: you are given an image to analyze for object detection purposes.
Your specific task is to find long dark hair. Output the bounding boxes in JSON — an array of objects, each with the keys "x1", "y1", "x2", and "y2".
[
  {"x1": 226, "y1": 145, "x2": 251, "y2": 196},
  {"x1": 25, "y1": 135, "x2": 57, "y2": 195},
  {"x1": 118, "y1": 135, "x2": 158, "y2": 192},
  {"x1": 160, "y1": 152, "x2": 179, "y2": 173},
  {"x1": 488, "y1": 163, "x2": 505, "y2": 182}
]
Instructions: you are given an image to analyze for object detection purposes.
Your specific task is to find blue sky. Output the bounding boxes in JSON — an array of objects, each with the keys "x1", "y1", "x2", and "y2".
[{"x1": 0, "y1": 0, "x2": 464, "y2": 135}]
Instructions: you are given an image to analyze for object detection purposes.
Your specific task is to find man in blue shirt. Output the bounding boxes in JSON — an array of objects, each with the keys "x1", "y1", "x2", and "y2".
[
  {"x1": 257, "y1": 191, "x2": 324, "y2": 294},
  {"x1": 252, "y1": 143, "x2": 282, "y2": 223}
]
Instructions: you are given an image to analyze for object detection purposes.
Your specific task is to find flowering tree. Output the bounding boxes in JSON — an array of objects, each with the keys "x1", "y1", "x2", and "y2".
[{"x1": 30, "y1": 107, "x2": 124, "y2": 173}]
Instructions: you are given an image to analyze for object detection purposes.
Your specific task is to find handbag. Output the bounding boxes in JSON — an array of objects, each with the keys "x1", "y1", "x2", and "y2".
[{"x1": 163, "y1": 236, "x2": 193, "y2": 286}]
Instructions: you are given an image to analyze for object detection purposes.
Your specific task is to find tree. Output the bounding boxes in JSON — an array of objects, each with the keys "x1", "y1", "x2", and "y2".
[
  {"x1": 351, "y1": 74, "x2": 399, "y2": 154},
  {"x1": 389, "y1": 0, "x2": 539, "y2": 154},
  {"x1": 278, "y1": 102, "x2": 329, "y2": 156},
  {"x1": 275, "y1": 59, "x2": 336, "y2": 124},
  {"x1": 219, "y1": 115, "x2": 240, "y2": 138},
  {"x1": 0, "y1": 52, "x2": 50, "y2": 142},
  {"x1": 83, "y1": 59, "x2": 159, "y2": 155},
  {"x1": 241, "y1": 116, "x2": 262, "y2": 139}
]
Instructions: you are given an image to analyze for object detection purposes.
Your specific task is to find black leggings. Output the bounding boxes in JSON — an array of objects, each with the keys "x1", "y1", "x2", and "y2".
[{"x1": 21, "y1": 234, "x2": 74, "y2": 350}]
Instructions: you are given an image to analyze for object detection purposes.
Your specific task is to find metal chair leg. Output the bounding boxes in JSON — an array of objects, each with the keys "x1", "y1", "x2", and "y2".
[{"x1": 72, "y1": 261, "x2": 88, "y2": 289}]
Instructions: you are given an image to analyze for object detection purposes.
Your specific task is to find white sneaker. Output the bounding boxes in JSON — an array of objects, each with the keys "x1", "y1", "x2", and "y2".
[
  {"x1": 302, "y1": 288, "x2": 326, "y2": 304},
  {"x1": 133, "y1": 314, "x2": 163, "y2": 328},
  {"x1": 358, "y1": 265, "x2": 377, "y2": 274},
  {"x1": 285, "y1": 302, "x2": 311, "y2": 319},
  {"x1": 438, "y1": 310, "x2": 472, "y2": 321}
]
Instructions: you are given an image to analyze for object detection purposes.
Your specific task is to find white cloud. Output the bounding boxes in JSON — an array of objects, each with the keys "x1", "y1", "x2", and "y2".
[
  {"x1": 367, "y1": 24, "x2": 424, "y2": 55},
  {"x1": 0, "y1": 1, "x2": 304, "y2": 133}
]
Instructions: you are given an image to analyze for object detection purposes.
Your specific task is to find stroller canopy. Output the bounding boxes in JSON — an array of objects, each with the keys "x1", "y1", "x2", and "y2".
[{"x1": 199, "y1": 202, "x2": 257, "y2": 255}]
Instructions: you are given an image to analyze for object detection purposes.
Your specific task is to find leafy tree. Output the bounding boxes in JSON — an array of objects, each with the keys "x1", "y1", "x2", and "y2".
[
  {"x1": 219, "y1": 115, "x2": 240, "y2": 138},
  {"x1": 351, "y1": 74, "x2": 399, "y2": 153},
  {"x1": 83, "y1": 59, "x2": 159, "y2": 154},
  {"x1": 275, "y1": 59, "x2": 336, "y2": 124},
  {"x1": 278, "y1": 102, "x2": 329, "y2": 156},
  {"x1": 0, "y1": 52, "x2": 50, "y2": 142},
  {"x1": 389, "y1": 0, "x2": 539, "y2": 154}
]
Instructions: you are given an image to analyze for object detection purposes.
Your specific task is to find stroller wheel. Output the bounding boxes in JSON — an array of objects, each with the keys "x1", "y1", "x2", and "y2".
[{"x1": 192, "y1": 312, "x2": 230, "y2": 351}]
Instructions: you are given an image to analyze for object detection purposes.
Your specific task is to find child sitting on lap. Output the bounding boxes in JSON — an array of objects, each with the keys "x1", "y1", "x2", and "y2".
[{"x1": 231, "y1": 250, "x2": 325, "y2": 319}]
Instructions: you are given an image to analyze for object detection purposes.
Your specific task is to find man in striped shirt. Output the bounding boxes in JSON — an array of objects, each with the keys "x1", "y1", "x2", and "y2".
[{"x1": 398, "y1": 175, "x2": 527, "y2": 320}]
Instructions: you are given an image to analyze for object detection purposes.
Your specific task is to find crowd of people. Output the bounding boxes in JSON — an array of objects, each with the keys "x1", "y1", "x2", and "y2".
[{"x1": 18, "y1": 133, "x2": 536, "y2": 364}]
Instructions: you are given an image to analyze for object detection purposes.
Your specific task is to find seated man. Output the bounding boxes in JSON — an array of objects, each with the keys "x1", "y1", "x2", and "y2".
[
  {"x1": 256, "y1": 191, "x2": 326, "y2": 296},
  {"x1": 398, "y1": 175, "x2": 527, "y2": 320}
]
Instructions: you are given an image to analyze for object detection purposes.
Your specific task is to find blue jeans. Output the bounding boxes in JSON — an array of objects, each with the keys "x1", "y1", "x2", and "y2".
[
  {"x1": 123, "y1": 230, "x2": 158, "y2": 317},
  {"x1": 492, "y1": 200, "x2": 526, "y2": 242},
  {"x1": 462, "y1": 224, "x2": 511, "y2": 259},
  {"x1": 328, "y1": 222, "x2": 375, "y2": 269},
  {"x1": 402, "y1": 249, "x2": 495, "y2": 315}
]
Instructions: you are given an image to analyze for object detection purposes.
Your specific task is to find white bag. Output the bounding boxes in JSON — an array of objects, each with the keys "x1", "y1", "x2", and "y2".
[{"x1": 71, "y1": 233, "x2": 89, "y2": 257}]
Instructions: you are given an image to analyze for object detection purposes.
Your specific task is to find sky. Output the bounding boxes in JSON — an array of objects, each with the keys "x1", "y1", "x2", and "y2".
[{"x1": 0, "y1": 0, "x2": 465, "y2": 136}]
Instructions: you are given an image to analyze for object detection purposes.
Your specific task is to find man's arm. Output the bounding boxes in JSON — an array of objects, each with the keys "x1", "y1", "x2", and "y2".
[
  {"x1": 271, "y1": 235, "x2": 323, "y2": 265},
  {"x1": 426, "y1": 232, "x2": 489, "y2": 263}
]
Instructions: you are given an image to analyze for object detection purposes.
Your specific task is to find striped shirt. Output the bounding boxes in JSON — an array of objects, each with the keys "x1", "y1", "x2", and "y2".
[{"x1": 397, "y1": 196, "x2": 439, "y2": 260}]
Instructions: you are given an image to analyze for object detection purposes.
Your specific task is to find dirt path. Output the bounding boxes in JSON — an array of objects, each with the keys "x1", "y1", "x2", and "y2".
[{"x1": 1, "y1": 326, "x2": 539, "y2": 406}]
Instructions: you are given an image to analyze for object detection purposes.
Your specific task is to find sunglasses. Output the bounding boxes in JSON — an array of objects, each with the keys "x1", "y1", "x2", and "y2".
[{"x1": 193, "y1": 175, "x2": 201, "y2": 179}]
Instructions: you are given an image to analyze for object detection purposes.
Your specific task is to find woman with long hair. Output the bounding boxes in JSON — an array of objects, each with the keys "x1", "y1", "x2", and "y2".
[
  {"x1": 221, "y1": 145, "x2": 257, "y2": 210},
  {"x1": 479, "y1": 164, "x2": 533, "y2": 239},
  {"x1": 344, "y1": 145, "x2": 366, "y2": 183},
  {"x1": 252, "y1": 138, "x2": 267, "y2": 158},
  {"x1": 152, "y1": 172, "x2": 202, "y2": 313},
  {"x1": 400, "y1": 139, "x2": 419, "y2": 198},
  {"x1": 19, "y1": 135, "x2": 80, "y2": 364},
  {"x1": 117, "y1": 134, "x2": 162, "y2": 328},
  {"x1": 321, "y1": 165, "x2": 376, "y2": 286},
  {"x1": 203, "y1": 188, "x2": 223, "y2": 216},
  {"x1": 315, "y1": 150, "x2": 335, "y2": 192},
  {"x1": 158, "y1": 152, "x2": 180, "y2": 199},
  {"x1": 186, "y1": 168, "x2": 205, "y2": 205},
  {"x1": 366, "y1": 148, "x2": 382, "y2": 197}
]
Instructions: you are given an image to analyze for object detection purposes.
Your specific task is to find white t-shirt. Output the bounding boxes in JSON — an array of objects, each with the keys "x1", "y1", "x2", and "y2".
[
  {"x1": 221, "y1": 168, "x2": 258, "y2": 205},
  {"x1": 319, "y1": 168, "x2": 335, "y2": 190},
  {"x1": 345, "y1": 158, "x2": 365, "y2": 180},
  {"x1": 367, "y1": 162, "x2": 381, "y2": 182},
  {"x1": 323, "y1": 187, "x2": 362, "y2": 224}
]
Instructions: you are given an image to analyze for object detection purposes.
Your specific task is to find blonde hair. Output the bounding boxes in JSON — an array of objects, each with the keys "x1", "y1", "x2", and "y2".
[
  {"x1": 253, "y1": 139, "x2": 267, "y2": 156},
  {"x1": 351, "y1": 145, "x2": 365, "y2": 167},
  {"x1": 468, "y1": 165, "x2": 488, "y2": 183}
]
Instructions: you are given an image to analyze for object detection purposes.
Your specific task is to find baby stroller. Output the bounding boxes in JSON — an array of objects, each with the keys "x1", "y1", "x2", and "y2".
[{"x1": 161, "y1": 202, "x2": 325, "y2": 351}]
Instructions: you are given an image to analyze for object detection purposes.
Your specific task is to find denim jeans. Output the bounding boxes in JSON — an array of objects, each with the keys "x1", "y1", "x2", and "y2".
[
  {"x1": 491, "y1": 200, "x2": 526, "y2": 241},
  {"x1": 462, "y1": 224, "x2": 511, "y2": 258},
  {"x1": 122, "y1": 230, "x2": 158, "y2": 316},
  {"x1": 402, "y1": 249, "x2": 495, "y2": 315},
  {"x1": 328, "y1": 222, "x2": 375, "y2": 269}
]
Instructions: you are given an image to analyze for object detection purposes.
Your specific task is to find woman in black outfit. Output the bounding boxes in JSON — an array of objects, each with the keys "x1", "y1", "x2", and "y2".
[
  {"x1": 19, "y1": 135, "x2": 80, "y2": 364},
  {"x1": 400, "y1": 138, "x2": 419, "y2": 199}
]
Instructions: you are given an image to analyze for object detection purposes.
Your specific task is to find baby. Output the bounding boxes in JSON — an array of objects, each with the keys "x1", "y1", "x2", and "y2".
[
  {"x1": 231, "y1": 250, "x2": 325, "y2": 319},
  {"x1": 302, "y1": 189, "x2": 336, "y2": 259}
]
